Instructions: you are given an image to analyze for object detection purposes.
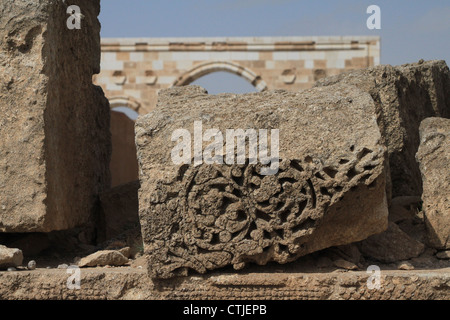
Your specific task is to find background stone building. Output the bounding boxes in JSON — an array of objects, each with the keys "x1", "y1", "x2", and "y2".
[{"x1": 94, "y1": 36, "x2": 380, "y2": 186}]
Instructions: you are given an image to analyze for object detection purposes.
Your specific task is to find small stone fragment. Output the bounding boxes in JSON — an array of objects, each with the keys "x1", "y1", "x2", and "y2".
[
  {"x1": 78, "y1": 250, "x2": 129, "y2": 267},
  {"x1": 0, "y1": 245, "x2": 23, "y2": 269},
  {"x1": 436, "y1": 250, "x2": 450, "y2": 259},
  {"x1": 57, "y1": 264, "x2": 69, "y2": 269},
  {"x1": 333, "y1": 259, "x2": 358, "y2": 270},
  {"x1": 397, "y1": 261, "x2": 414, "y2": 270},
  {"x1": 7, "y1": 267, "x2": 16, "y2": 272},
  {"x1": 118, "y1": 247, "x2": 131, "y2": 259},
  {"x1": 27, "y1": 260, "x2": 36, "y2": 270}
]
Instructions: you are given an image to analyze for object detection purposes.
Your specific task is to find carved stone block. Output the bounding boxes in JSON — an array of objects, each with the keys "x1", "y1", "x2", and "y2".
[{"x1": 136, "y1": 85, "x2": 388, "y2": 278}]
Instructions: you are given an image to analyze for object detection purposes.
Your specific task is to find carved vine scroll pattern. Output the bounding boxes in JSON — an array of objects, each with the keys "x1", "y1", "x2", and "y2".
[{"x1": 149, "y1": 146, "x2": 383, "y2": 278}]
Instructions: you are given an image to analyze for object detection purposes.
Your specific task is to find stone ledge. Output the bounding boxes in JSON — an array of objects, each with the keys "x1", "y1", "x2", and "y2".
[{"x1": 0, "y1": 267, "x2": 448, "y2": 300}]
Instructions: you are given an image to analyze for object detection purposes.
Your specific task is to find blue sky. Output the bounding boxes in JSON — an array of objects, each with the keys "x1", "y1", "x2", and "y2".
[{"x1": 99, "y1": 0, "x2": 450, "y2": 94}]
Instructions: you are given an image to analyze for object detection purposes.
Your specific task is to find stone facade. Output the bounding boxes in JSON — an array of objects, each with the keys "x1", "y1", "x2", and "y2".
[
  {"x1": 0, "y1": 0, "x2": 110, "y2": 232},
  {"x1": 95, "y1": 36, "x2": 380, "y2": 114}
]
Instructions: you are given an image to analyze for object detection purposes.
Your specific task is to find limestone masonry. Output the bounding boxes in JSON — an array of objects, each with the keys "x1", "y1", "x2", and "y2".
[{"x1": 95, "y1": 36, "x2": 380, "y2": 114}]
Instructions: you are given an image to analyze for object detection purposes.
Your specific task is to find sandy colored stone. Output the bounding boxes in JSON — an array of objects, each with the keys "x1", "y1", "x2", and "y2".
[
  {"x1": 333, "y1": 259, "x2": 358, "y2": 270},
  {"x1": 397, "y1": 261, "x2": 414, "y2": 270},
  {"x1": 0, "y1": 245, "x2": 23, "y2": 269},
  {"x1": 78, "y1": 250, "x2": 129, "y2": 268},
  {"x1": 0, "y1": 0, "x2": 110, "y2": 232},
  {"x1": 416, "y1": 117, "x2": 450, "y2": 249},
  {"x1": 136, "y1": 85, "x2": 388, "y2": 279},
  {"x1": 315, "y1": 60, "x2": 450, "y2": 199},
  {"x1": 358, "y1": 222, "x2": 425, "y2": 263},
  {"x1": 0, "y1": 268, "x2": 448, "y2": 300}
]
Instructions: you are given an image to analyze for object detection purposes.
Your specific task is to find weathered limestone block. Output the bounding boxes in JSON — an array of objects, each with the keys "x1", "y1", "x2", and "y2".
[
  {"x1": 416, "y1": 117, "x2": 450, "y2": 249},
  {"x1": 315, "y1": 60, "x2": 450, "y2": 198},
  {"x1": 136, "y1": 85, "x2": 388, "y2": 278},
  {"x1": 0, "y1": 0, "x2": 110, "y2": 232}
]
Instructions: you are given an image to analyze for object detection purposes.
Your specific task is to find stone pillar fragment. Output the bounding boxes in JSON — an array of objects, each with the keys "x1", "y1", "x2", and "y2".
[
  {"x1": 0, "y1": 0, "x2": 110, "y2": 232},
  {"x1": 416, "y1": 117, "x2": 450, "y2": 249},
  {"x1": 136, "y1": 85, "x2": 388, "y2": 278}
]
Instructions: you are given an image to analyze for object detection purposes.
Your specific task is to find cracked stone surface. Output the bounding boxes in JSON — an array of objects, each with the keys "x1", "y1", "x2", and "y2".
[
  {"x1": 416, "y1": 117, "x2": 450, "y2": 249},
  {"x1": 315, "y1": 60, "x2": 450, "y2": 199},
  {"x1": 0, "y1": 0, "x2": 110, "y2": 232},
  {"x1": 136, "y1": 84, "x2": 388, "y2": 279}
]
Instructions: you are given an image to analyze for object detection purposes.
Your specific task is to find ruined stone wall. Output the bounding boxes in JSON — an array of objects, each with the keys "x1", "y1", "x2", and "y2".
[{"x1": 0, "y1": 0, "x2": 110, "y2": 232}]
